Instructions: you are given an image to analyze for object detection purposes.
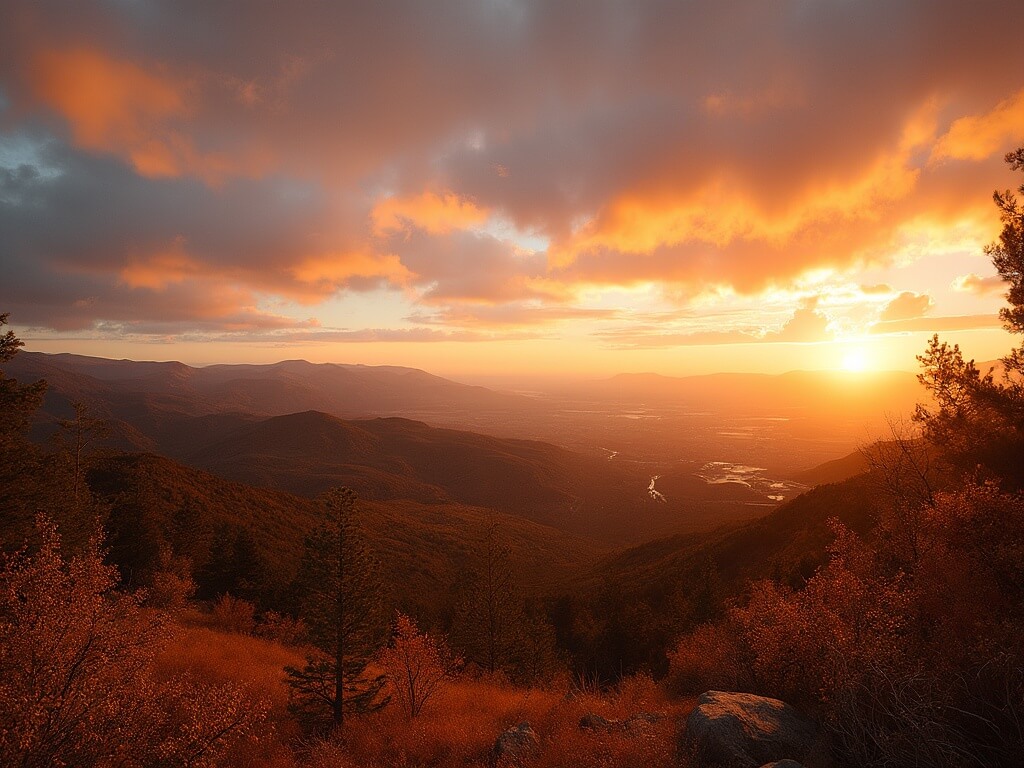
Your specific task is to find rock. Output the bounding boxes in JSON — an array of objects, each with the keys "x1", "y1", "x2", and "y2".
[
  {"x1": 623, "y1": 711, "x2": 662, "y2": 734},
  {"x1": 579, "y1": 713, "x2": 617, "y2": 730},
  {"x1": 685, "y1": 691, "x2": 817, "y2": 768},
  {"x1": 491, "y1": 722, "x2": 540, "y2": 766},
  {"x1": 579, "y1": 711, "x2": 662, "y2": 734},
  {"x1": 760, "y1": 762, "x2": 805, "y2": 768},
  {"x1": 626, "y1": 711, "x2": 661, "y2": 725}
]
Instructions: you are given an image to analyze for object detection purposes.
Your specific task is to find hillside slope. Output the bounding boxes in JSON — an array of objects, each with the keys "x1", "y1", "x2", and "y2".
[{"x1": 84, "y1": 452, "x2": 603, "y2": 621}]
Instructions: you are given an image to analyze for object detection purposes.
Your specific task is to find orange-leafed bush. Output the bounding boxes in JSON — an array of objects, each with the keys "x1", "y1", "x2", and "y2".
[
  {"x1": 723, "y1": 487, "x2": 1024, "y2": 767},
  {"x1": 146, "y1": 546, "x2": 197, "y2": 611},
  {"x1": 666, "y1": 621, "x2": 751, "y2": 696},
  {"x1": 735, "y1": 522, "x2": 914, "y2": 708},
  {"x1": 210, "y1": 593, "x2": 257, "y2": 635},
  {"x1": 378, "y1": 612, "x2": 461, "y2": 718},
  {"x1": 0, "y1": 516, "x2": 268, "y2": 768}
]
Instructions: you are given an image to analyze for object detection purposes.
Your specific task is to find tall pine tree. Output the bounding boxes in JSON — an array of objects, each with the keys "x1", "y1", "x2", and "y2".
[
  {"x1": 450, "y1": 520, "x2": 560, "y2": 682},
  {"x1": 0, "y1": 313, "x2": 48, "y2": 549},
  {"x1": 285, "y1": 487, "x2": 388, "y2": 729}
]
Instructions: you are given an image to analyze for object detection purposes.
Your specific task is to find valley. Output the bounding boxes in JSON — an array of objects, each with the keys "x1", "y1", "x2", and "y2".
[{"x1": 7, "y1": 351, "x2": 914, "y2": 547}]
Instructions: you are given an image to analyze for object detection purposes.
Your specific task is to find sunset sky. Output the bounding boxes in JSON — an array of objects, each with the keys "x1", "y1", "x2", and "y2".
[{"x1": 2, "y1": 1, "x2": 1023, "y2": 379}]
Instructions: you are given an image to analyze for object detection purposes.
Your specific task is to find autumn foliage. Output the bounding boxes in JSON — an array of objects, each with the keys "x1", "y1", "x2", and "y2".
[
  {"x1": 379, "y1": 612, "x2": 461, "y2": 718},
  {"x1": 0, "y1": 517, "x2": 267, "y2": 767}
]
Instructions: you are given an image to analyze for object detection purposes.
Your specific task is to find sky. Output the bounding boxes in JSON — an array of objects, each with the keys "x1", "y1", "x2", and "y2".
[{"x1": 2, "y1": 0, "x2": 1023, "y2": 380}]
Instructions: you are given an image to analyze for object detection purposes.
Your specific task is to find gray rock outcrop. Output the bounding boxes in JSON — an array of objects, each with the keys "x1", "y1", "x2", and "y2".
[
  {"x1": 491, "y1": 722, "x2": 540, "y2": 766},
  {"x1": 685, "y1": 691, "x2": 816, "y2": 768}
]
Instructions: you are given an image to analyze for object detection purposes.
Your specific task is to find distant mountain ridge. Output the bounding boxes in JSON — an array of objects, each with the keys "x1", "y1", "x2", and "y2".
[{"x1": 7, "y1": 352, "x2": 530, "y2": 421}]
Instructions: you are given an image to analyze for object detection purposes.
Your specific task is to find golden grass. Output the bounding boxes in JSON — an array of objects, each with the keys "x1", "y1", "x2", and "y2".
[
  {"x1": 152, "y1": 622, "x2": 692, "y2": 768},
  {"x1": 339, "y1": 674, "x2": 690, "y2": 768},
  {"x1": 154, "y1": 620, "x2": 308, "y2": 768}
]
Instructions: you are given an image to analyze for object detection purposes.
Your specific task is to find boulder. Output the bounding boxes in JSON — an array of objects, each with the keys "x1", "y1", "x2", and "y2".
[
  {"x1": 685, "y1": 691, "x2": 816, "y2": 768},
  {"x1": 491, "y1": 722, "x2": 540, "y2": 766}
]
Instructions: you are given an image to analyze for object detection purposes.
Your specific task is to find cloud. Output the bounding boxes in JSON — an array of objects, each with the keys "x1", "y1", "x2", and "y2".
[
  {"x1": 952, "y1": 273, "x2": 1006, "y2": 295},
  {"x1": 408, "y1": 304, "x2": 618, "y2": 328},
  {"x1": 0, "y1": 142, "x2": 406, "y2": 331},
  {"x1": 1, "y1": 1, "x2": 1023, "y2": 337},
  {"x1": 880, "y1": 291, "x2": 934, "y2": 321},
  {"x1": 768, "y1": 300, "x2": 833, "y2": 342},
  {"x1": 30, "y1": 47, "x2": 269, "y2": 183},
  {"x1": 860, "y1": 283, "x2": 894, "y2": 295},
  {"x1": 213, "y1": 327, "x2": 540, "y2": 344},
  {"x1": 932, "y1": 89, "x2": 1024, "y2": 162},
  {"x1": 596, "y1": 300, "x2": 832, "y2": 349},
  {"x1": 371, "y1": 191, "x2": 488, "y2": 236},
  {"x1": 389, "y1": 230, "x2": 564, "y2": 305},
  {"x1": 871, "y1": 314, "x2": 1002, "y2": 334}
]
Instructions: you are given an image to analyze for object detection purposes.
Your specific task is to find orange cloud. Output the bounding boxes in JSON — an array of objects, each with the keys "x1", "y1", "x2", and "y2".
[
  {"x1": 119, "y1": 238, "x2": 203, "y2": 290},
  {"x1": 409, "y1": 304, "x2": 617, "y2": 328},
  {"x1": 952, "y1": 273, "x2": 1006, "y2": 295},
  {"x1": 871, "y1": 314, "x2": 1001, "y2": 334},
  {"x1": 880, "y1": 291, "x2": 933, "y2": 321},
  {"x1": 34, "y1": 48, "x2": 184, "y2": 145},
  {"x1": 551, "y1": 150, "x2": 919, "y2": 275},
  {"x1": 371, "y1": 191, "x2": 488, "y2": 236},
  {"x1": 32, "y1": 48, "x2": 268, "y2": 183},
  {"x1": 932, "y1": 88, "x2": 1024, "y2": 162},
  {"x1": 290, "y1": 251, "x2": 413, "y2": 298}
]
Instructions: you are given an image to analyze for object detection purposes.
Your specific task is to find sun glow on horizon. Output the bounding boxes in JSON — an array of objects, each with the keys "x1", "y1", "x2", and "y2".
[{"x1": 841, "y1": 347, "x2": 872, "y2": 373}]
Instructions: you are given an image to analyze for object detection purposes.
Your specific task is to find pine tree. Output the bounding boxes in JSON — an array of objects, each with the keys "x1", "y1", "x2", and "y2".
[
  {"x1": 0, "y1": 313, "x2": 45, "y2": 452},
  {"x1": 0, "y1": 313, "x2": 48, "y2": 549},
  {"x1": 285, "y1": 487, "x2": 388, "y2": 729},
  {"x1": 916, "y1": 148, "x2": 1024, "y2": 488},
  {"x1": 451, "y1": 521, "x2": 521, "y2": 676},
  {"x1": 450, "y1": 521, "x2": 560, "y2": 681}
]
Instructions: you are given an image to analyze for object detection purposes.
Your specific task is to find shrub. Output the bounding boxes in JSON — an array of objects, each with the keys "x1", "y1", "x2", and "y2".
[
  {"x1": 210, "y1": 593, "x2": 257, "y2": 635},
  {"x1": 378, "y1": 613, "x2": 461, "y2": 718},
  {"x1": 0, "y1": 516, "x2": 267, "y2": 767},
  {"x1": 666, "y1": 621, "x2": 751, "y2": 696}
]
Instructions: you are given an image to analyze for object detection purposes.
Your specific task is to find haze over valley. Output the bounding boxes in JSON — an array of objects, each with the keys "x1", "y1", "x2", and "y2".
[{"x1": 7, "y1": 350, "x2": 916, "y2": 546}]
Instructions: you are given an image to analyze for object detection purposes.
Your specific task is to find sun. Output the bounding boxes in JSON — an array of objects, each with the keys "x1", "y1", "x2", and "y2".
[{"x1": 841, "y1": 348, "x2": 870, "y2": 373}]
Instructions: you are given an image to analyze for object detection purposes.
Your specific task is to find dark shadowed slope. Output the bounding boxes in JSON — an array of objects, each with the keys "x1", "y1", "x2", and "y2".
[
  {"x1": 591, "y1": 472, "x2": 880, "y2": 603},
  {"x1": 180, "y1": 410, "x2": 697, "y2": 544},
  {"x1": 84, "y1": 452, "x2": 603, "y2": 620},
  {"x1": 788, "y1": 449, "x2": 871, "y2": 487}
]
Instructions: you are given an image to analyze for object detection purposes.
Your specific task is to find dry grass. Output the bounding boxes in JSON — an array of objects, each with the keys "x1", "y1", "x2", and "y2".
[
  {"x1": 155, "y1": 620, "x2": 308, "y2": 768},
  {"x1": 337, "y1": 674, "x2": 690, "y2": 768},
  {"x1": 152, "y1": 622, "x2": 692, "y2": 768}
]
